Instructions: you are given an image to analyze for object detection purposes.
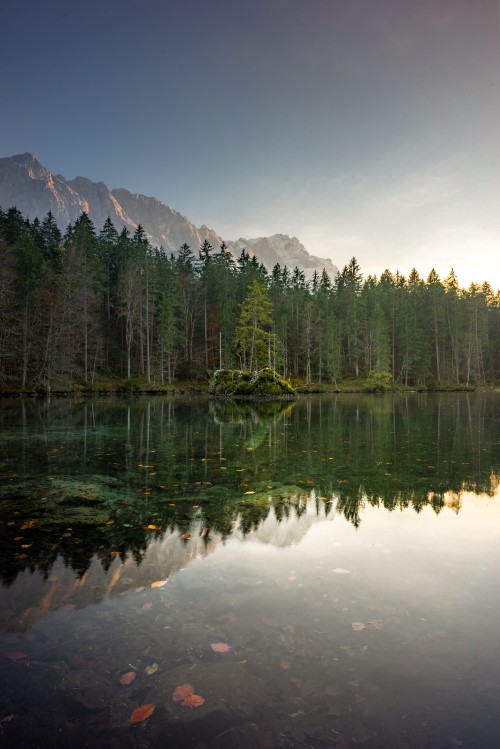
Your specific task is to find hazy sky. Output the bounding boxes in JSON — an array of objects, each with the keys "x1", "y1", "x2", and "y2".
[{"x1": 2, "y1": 0, "x2": 499, "y2": 288}]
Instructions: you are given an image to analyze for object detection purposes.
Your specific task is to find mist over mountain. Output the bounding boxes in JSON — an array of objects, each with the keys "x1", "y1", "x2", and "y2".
[{"x1": 0, "y1": 153, "x2": 338, "y2": 278}]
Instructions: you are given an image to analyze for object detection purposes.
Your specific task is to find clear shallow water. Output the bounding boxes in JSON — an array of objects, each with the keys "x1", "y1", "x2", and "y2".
[{"x1": 0, "y1": 393, "x2": 499, "y2": 748}]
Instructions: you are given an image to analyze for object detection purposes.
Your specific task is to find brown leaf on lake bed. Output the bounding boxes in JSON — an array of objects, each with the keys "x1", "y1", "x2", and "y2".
[
  {"x1": 6, "y1": 651, "x2": 28, "y2": 660},
  {"x1": 210, "y1": 642, "x2": 232, "y2": 654},
  {"x1": 351, "y1": 622, "x2": 366, "y2": 631},
  {"x1": 172, "y1": 683, "x2": 194, "y2": 702},
  {"x1": 325, "y1": 684, "x2": 341, "y2": 697},
  {"x1": 181, "y1": 694, "x2": 205, "y2": 708},
  {"x1": 20, "y1": 520, "x2": 37, "y2": 530},
  {"x1": 289, "y1": 676, "x2": 316, "y2": 697},
  {"x1": 130, "y1": 704, "x2": 154, "y2": 723},
  {"x1": 119, "y1": 670, "x2": 136, "y2": 685}
]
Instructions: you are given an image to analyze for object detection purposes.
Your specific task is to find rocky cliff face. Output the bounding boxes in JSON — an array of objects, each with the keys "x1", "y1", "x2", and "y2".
[
  {"x1": 0, "y1": 153, "x2": 88, "y2": 227},
  {"x1": 0, "y1": 153, "x2": 338, "y2": 279}
]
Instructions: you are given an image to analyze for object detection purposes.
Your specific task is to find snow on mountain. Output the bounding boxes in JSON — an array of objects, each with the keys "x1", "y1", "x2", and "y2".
[{"x1": 0, "y1": 153, "x2": 338, "y2": 279}]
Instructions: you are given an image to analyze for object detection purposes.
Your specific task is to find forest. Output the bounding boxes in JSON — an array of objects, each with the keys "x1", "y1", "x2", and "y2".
[{"x1": 0, "y1": 206, "x2": 498, "y2": 391}]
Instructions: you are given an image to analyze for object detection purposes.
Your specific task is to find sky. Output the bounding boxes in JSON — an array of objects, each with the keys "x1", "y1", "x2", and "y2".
[{"x1": 2, "y1": 0, "x2": 499, "y2": 289}]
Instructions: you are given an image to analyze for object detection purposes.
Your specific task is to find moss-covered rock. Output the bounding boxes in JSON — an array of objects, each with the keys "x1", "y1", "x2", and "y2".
[{"x1": 209, "y1": 368, "x2": 297, "y2": 399}]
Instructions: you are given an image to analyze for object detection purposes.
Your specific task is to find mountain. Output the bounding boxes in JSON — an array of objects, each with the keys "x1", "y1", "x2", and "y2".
[
  {"x1": 0, "y1": 153, "x2": 338, "y2": 278},
  {"x1": 229, "y1": 234, "x2": 338, "y2": 279}
]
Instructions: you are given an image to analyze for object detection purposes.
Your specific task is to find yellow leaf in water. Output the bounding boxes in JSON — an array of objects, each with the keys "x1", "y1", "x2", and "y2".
[
  {"x1": 151, "y1": 579, "x2": 168, "y2": 589},
  {"x1": 144, "y1": 662, "x2": 159, "y2": 676},
  {"x1": 244, "y1": 491, "x2": 255, "y2": 495}
]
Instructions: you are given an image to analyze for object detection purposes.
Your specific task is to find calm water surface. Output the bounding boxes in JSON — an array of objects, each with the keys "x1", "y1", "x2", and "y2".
[{"x1": 0, "y1": 393, "x2": 499, "y2": 749}]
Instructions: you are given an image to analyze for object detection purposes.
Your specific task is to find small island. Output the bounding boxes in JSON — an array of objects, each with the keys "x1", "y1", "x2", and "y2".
[{"x1": 209, "y1": 368, "x2": 297, "y2": 399}]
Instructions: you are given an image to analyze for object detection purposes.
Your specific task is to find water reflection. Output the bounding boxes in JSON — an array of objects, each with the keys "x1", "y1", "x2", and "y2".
[
  {"x1": 0, "y1": 394, "x2": 498, "y2": 584},
  {"x1": 0, "y1": 394, "x2": 499, "y2": 748}
]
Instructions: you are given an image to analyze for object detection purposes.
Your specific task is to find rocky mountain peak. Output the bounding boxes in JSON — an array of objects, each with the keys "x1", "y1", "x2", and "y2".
[{"x1": 0, "y1": 153, "x2": 339, "y2": 279}]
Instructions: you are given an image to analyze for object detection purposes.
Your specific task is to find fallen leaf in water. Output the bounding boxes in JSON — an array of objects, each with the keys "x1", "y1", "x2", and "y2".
[
  {"x1": 142, "y1": 602, "x2": 154, "y2": 610},
  {"x1": 151, "y1": 579, "x2": 168, "y2": 589},
  {"x1": 20, "y1": 520, "x2": 37, "y2": 530},
  {"x1": 244, "y1": 491, "x2": 255, "y2": 494},
  {"x1": 280, "y1": 659, "x2": 292, "y2": 670},
  {"x1": 6, "y1": 651, "x2": 28, "y2": 660},
  {"x1": 145, "y1": 524, "x2": 161, "y2": 530},
  {"x1": 181, "y1": 694, "x2": 205, "y2": 708},
  {"x1": 119, "y1": 671, "x2": 136, "y2": 685},
  {"x1": 144, "y1": 662, "x2": 159, "y2": 676},
  {"x1": 130, "y1": 704, "x2": 154, "y2": 723},
  {"x1": 351, "y1": 622, "x2": 366, "y2": 631},
  {"x1": 181, "y1": 533, "x2": 191, "y2": 540},
  {"x1": 368, "y1": 619, "x2": 383, "y2": 630},
  {"x1": 289, "y1": 676, "x2": 316, "y2": 697},
  {"x1": 172, "y1": 683, "x2": 194, "y2": 702},
  {"x1": 210, "y1": 642, "x2": 232, "y2": 654}
]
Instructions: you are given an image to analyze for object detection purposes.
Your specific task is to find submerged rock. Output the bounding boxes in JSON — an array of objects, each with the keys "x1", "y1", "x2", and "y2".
[{"x1": 209, "y1": 368, "x2": 297, "y2": 399}]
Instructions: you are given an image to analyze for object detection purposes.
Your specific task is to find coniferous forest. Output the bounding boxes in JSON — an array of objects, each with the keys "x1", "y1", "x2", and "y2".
[{"x1": 0, "y1": 206, "x2": 499, "y2": 392}]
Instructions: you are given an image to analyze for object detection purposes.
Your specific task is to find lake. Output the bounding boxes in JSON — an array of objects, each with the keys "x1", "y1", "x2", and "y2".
[{"x1": 0, "y1": 393, "x2": 499, "y2": 749}]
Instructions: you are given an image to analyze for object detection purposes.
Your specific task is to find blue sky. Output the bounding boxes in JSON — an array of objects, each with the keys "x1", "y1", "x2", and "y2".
[{"x1": 2, "y1": 0, "x2": 499, "y2": 288}]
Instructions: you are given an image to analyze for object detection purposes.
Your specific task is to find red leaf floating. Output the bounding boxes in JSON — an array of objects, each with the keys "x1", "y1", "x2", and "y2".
[
  {"x1": 130, "y1": 704, "x2": 154, "y2": 723},
  {"x1": 120, "y1": 670, "x2": 136, "y2": 685},
  {"x1": 210, "y1": 642, "x2": 232, "y2": 654},
  {"x1": 181, "y1": 694, "x2": 205, "y2": 708},
  {"x1": 172, "y1": 683, "x2": 194, "y2": 702}
]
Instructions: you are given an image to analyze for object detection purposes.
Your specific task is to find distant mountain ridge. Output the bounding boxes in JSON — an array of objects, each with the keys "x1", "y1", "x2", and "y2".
[{"x1": 0, "y1": 153, "x2": 339, "y2": 279}]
